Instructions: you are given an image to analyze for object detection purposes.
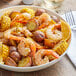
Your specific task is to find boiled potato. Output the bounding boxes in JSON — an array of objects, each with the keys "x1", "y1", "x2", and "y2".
[{"x1": 44, "y1": 39, "x2": 56, "y2": 48}]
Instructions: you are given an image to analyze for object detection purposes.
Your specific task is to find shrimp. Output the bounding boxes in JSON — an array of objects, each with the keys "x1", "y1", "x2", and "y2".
[
  {"x1": 46, "y1": 25, "x2": 62, "y2": 42},
  {"x1": 38, "y1": 13, "x2": 51, "y2": 29},
  {"x1": 4, "y1": 26, "x2": 33, "y2": 41},
  {"x1": 34, "y1": 49, "x2": 59, "y2": 65},
  {"x1": 18, "y1": 38, "x2": 36, "y2": 57},
  {"x1": 22, "y1": 13, "x2": 31, "y2": 20},
  {"x1": 4, "y1": 27, "x2": 25, "y2": 41},
  {"x1": 10, "y1": 14, "x2": 27, "y2": 27},
  {"x1": 35, "y1": 42, "x2": 47, "y2": 50},
  {"x1": 39, "y1": 13, "x2": 51, "y2": 24},
  {"x1": 22, "y1": 26, "x2": 33, "y2": 37}
]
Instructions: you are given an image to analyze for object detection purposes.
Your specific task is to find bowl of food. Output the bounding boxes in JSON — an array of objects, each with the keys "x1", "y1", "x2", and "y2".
[{"x1": 0, "y1": 5, "x2": 71, "y2": 72}]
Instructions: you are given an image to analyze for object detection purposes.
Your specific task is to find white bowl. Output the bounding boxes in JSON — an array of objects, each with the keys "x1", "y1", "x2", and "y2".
[{"x1": 0, "y1": 5, "x2": 71, "y2": 72}]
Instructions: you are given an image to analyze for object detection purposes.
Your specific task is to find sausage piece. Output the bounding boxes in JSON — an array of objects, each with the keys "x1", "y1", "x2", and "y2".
[
  {"x1": 35, "y1": 9, "x2": 45, "y2": 16},
  {"x1": 10, "y1": 52, "x2": 21, "y2": 62},
  {"x1": 51, "y1": 16, "x2": 60, "y2": 23},
  {"x1": 9, "y1": 46, "x2": 17, "y2": 53},
  {"x1": 33, "y1": 31, "x2": 45, "y2": 42}
]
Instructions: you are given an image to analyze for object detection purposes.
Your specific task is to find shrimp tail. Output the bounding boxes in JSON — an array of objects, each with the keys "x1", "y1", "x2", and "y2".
[
  {"x1": 45, "y1": 50, "x2": 59, "y2": 59},
  {"x1": 35, "y1": 42, "x2": 46, "y2": 50},
  {"x1": 30, "y1": 44, "x2": 36, "y2": 57}
]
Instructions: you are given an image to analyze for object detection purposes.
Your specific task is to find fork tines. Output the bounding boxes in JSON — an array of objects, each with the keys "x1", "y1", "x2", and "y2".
[{"x1": 65, "y1": 10, "x2": 75, "y2": 26}]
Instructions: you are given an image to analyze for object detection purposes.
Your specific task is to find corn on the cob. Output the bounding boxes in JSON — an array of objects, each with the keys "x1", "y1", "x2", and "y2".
[
  {"x1": 61, "y1": 20, "x2": 71, "y2": 42},
  {"x1": 18, "y1": 56, "x2": 31, "y2": 67},
  {"x1": 0, "y1": 16, "x2": 11, "y2": 31},
  {"x1": 20, "y1": 8, "x2": 35, "y2": 18},
  {"x1": 0, "y1": 56, "x2": 4, "y2": 64},
  {"x1": 53, "y1": 40, "x2": 68, "y2": 55},
  {"x1": 2, "y1": 44, "x2": 9, "y2": 61}
]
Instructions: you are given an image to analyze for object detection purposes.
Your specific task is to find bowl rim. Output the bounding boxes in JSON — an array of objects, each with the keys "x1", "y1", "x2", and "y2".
[{"x1": 0, "y1": 5, "x2": 71, "y2": 71}]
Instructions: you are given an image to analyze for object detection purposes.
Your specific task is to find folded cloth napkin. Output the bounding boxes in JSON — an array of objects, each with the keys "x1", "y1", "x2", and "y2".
[{"x1": 61, "y1": 11, "x2": 76, "y2": 68}]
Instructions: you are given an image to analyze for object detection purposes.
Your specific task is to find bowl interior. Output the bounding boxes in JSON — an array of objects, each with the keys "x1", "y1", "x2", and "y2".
[{"x1": 0, "y1": 5, "x2": 70, "y2": 72}]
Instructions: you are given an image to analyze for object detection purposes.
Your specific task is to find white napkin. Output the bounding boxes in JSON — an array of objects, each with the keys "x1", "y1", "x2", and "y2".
[{"x1": 61, "y1": 11, "x2": 76, "y2": 67}]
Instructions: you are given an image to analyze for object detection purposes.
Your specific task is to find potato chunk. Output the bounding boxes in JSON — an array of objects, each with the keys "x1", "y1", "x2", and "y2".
[{"x1": 44, "y1": 39, "x2": 56, "y2": 48}]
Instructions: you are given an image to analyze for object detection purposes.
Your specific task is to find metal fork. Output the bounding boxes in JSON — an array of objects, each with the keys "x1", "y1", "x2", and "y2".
[
  {"x1": 65, "y1": 10, "x2": 76, "y2": 30},
  {"x1": 65, "y1": 10, "x2": 76, "y2": 68}
]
